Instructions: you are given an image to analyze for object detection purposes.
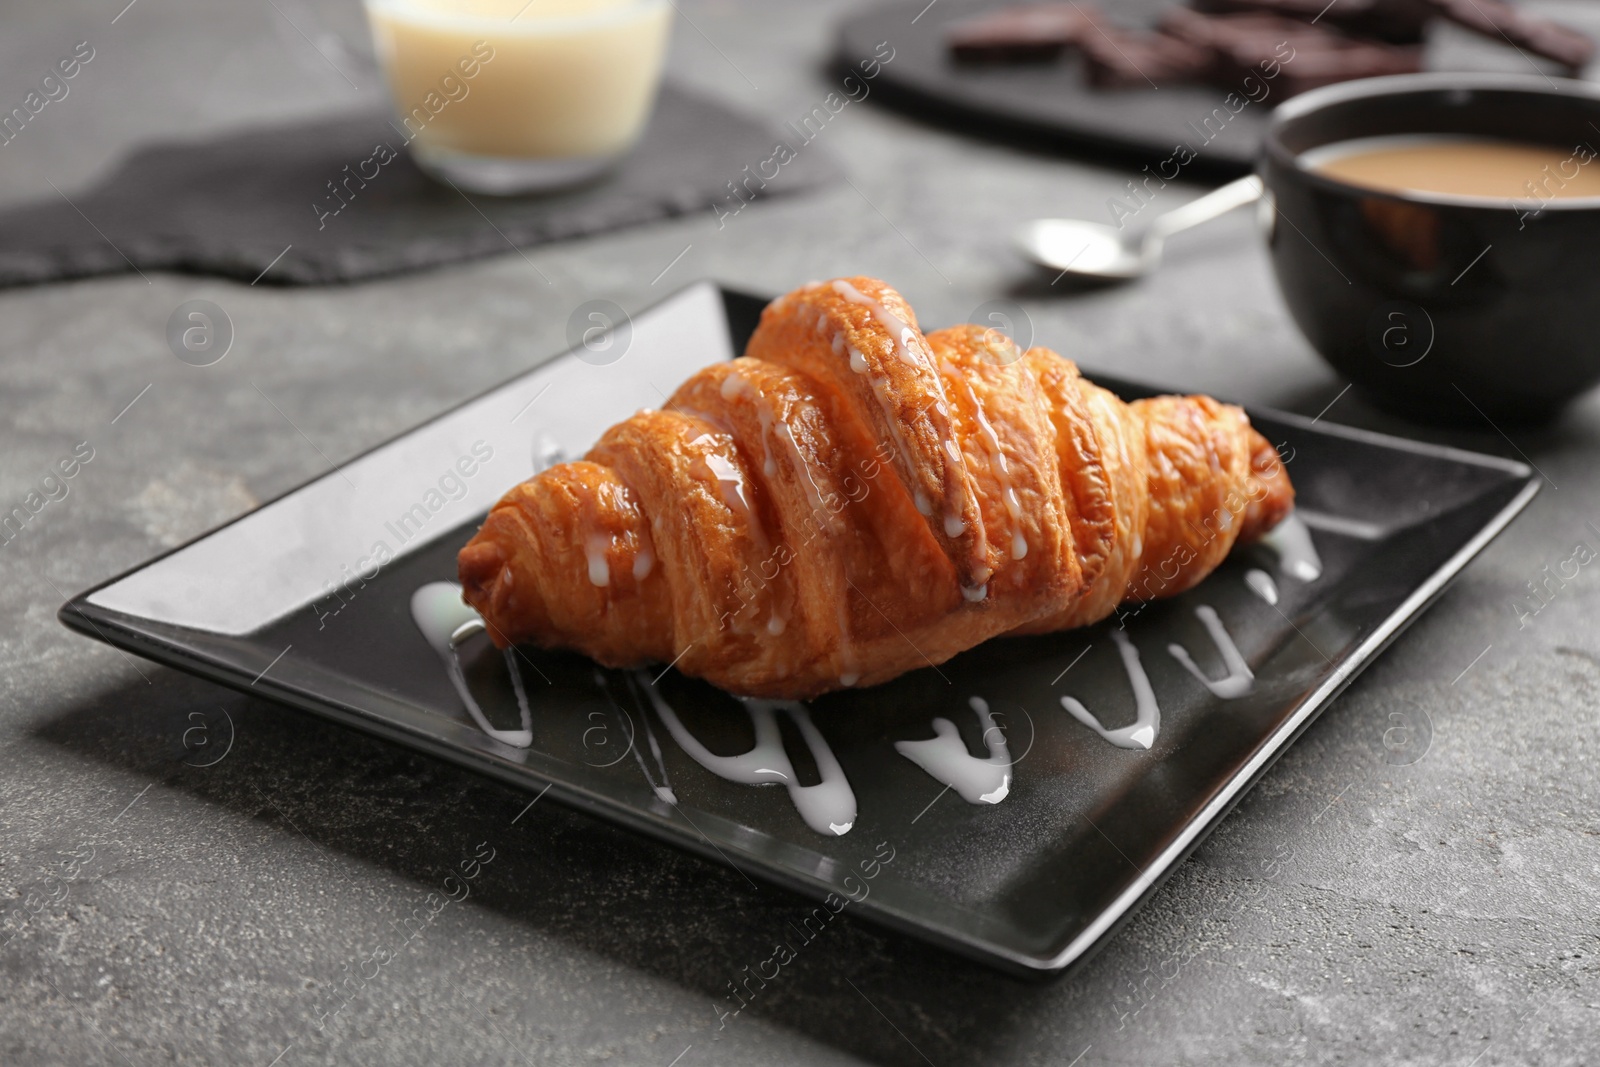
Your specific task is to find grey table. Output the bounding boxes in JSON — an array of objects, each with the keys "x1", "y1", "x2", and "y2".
[{"x1": 3, "y1": 1, "x2": 1596, "y2": 1064}]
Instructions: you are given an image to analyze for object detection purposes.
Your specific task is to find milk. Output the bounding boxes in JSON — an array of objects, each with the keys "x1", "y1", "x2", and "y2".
[{"x1": 365, "y1": 0, "x2": 671, "y2": 190}]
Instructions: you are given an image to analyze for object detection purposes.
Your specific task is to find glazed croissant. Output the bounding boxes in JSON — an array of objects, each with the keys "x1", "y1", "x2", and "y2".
[{"x1": 459, "y1": 278, "x2": 1293, "y2": 698}]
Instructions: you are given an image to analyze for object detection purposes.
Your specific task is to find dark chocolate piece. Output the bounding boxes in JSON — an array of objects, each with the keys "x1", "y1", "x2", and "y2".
[
  {"x1": 1428, "y1": 0, "x2": 1593, "y2": 71},
  {"x1": 1189, "y1": 0, "x2": 1433, "y2": 45},
  {"x1": 1160, "y1": 8, "x2": 1422, "y2": 94},
  {"x1": 946, "y1": 3, "x2": 1098, "y2": 63},
  {"x1": 1264, "y1": 37, "x2": 1425, "y2": 94},
  {"x1": 943, "y1": 0, "x2": 1592, "y2": 96},
  {"x1": 1190, "y1": 0, "x2": 1593, "y2": 71},
  {"x1": 1075, "y1": 11, "x2": 1212, "y2": 86}
]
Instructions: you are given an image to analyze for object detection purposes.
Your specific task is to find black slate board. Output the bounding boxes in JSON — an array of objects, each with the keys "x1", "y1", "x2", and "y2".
[
  {"x1": 837, "y1": 0, "x2": 1590, "y2": 178},
  {"x1": 0, "y1": 85, "x2": 839, "y2": 288},
  {"x1": 839, "y1": 0, "x2": 1273, "y2": 177}
]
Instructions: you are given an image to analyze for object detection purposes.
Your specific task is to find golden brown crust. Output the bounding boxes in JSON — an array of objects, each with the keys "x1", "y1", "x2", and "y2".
[
  {"x1": 458, "y1": 278, "x2": 1295, "y2": 698},
  {"x1": 660, "y1": 358, "x2": 960, "y2": 693},
  {"x1": 1240, "y1": 428, "x2": 1294, "y2": 543},
  {"x1": 457, "y1": 460, "x2": 673, "y2": 666},
  {"x1": 1010, "y1": 365, "x2": 1148, "y2": 635},
  {"x1": 745, "y1": 277, "x2": 993, "y2": 591},
  {"x1": 924, "y1": 325, "x2": 1081, "y2": 611}
]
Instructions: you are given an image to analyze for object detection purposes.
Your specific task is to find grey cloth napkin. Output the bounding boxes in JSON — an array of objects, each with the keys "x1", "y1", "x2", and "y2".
[{"x1": 0, "y1": 85, "x2": 839, "y2": 287}]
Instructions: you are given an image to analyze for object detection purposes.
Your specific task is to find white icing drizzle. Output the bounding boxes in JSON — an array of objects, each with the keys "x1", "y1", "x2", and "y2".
[
  {"x1": 864, "y1": 372, "x2": 921, "y2": 504},
  {"x1": 775, "y1": 419, "x2": 835, "y2": 526},
  {"x1": 827, "y1": 280, "x2": 979, "y2": 553},
  {"x1": 835, "y1": 597, "x2": 859, "y2": 687},
  {"x1": 939, "y1": 356, "x2": 1028, "y2": 563},
  {"x1": 584, "y1": 534, "x2": 612, "y2": 587},
  {"x1": 1006, "y1": 486, "x2": 1026, "y2": 559},
  {"x1": 673, "y1": 399, "x2": 733, "y2": 434},
  {"x1": 410, "y1": 582, "x2": 533, "y2": 749},
  {"x1": 640, "y1": 682, "x2": 857, "y2": 836},
  {"x1": 961, "y1": 583, "x2": 988, "y2": 603},
  {"x1": 717, "y1": 371, "x2": 833, "y2": 526},
  {"x1": 606, "y1": 671, "x2": 677, "y2": 805},
  {"x1": 847, "y1": 344, "x2": 869, "y2": 374},
  {"x1": 692, "y1": 381, "x2": 815, "y2": 637},
  {"x1": 756, "y1": 406, "x2": 779, "y2": 479},
  {"x1": 678, "y1": 428, "x2": 783, "y2": 635},
  {"x1": 1060, "y1": 629, "x2": 1160, "y2": 750},
  {"x1": 699, "y1": 442, "x2": 768, "y2": 552},
  {"x1": 1166, "y1": 605, "x2": 1255, "y2": 699},
  {"x1": 720, "y1": 372, "x2": 782, "y2": 480},
  {"x1": 1244, "y1": 567, "x2": 1278, "y2": 604},
  {"x1": 633, "y1": 545, "x2": 655, "y2": 581},
  {"x1": 1260, "y1": 512, "x2": 1322, "y2": 582},
  {"x1": 894, "y1": 696, "x2": 1011, "y2": 805}
]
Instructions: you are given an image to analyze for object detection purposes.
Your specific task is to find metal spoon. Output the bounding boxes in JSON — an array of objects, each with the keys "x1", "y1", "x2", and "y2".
[{"x1": 1016, "y1": 174, "x2": 1265, "y2": 281}]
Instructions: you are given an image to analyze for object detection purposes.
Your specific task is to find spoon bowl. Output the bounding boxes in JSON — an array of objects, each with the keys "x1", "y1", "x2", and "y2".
[
  {"x1": 1015, "y1": 218, "x2": 1150, "y2": 280},
  {"x1": 1016, "y1": 175, "x2": 1264, "y2": 282}
]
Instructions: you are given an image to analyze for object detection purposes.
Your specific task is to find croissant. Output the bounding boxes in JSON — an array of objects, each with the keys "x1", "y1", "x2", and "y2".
[{"x1": 458, "y1": 277, "x2": 1293, "y2": 698}]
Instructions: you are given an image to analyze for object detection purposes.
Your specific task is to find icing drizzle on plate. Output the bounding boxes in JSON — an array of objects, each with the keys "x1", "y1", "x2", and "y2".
[
  {"x1": 411, "y1": 519, "x2": 1318, "y2": 832},
  {"x1": 641, "y1": 682, "x2": 858, "y2": 837},
  {"x1": 894, "y1": 696, "x2": 1012, "y2": 804},
  {"x1": 411, "y1": 581, "x2": 533, "y2": 749}
]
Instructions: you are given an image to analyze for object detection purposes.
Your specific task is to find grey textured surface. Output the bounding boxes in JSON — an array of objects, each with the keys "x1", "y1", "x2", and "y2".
[{"x1": 2, "y1": 1, "x2": 1597, "y2": 1065}]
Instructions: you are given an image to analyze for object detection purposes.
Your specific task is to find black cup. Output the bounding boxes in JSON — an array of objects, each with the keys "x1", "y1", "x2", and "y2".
[{"x1": 1262, "y1": 73, "x2": 1600, "y2": 423}]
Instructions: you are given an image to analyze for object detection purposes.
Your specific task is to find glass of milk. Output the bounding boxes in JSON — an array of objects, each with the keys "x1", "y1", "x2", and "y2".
[{"x1": 364, "y1": 0, "x2": 672, "y2": 194}]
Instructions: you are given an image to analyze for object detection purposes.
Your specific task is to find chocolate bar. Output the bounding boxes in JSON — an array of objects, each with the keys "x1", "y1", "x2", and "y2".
[{"x1": 1160, "y1": 8, "x2": 1423, "y2": 94}]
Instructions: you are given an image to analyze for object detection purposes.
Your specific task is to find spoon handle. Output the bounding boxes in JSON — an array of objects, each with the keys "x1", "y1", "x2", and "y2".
[{"x1": 1147, "y1": 175, "x2": 1264, "y2": 241}]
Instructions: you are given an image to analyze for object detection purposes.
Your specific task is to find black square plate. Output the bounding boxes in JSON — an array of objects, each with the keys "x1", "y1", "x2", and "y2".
[{"x1": 60, "y1": 282, "x2": 1538, "y2": 976}]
